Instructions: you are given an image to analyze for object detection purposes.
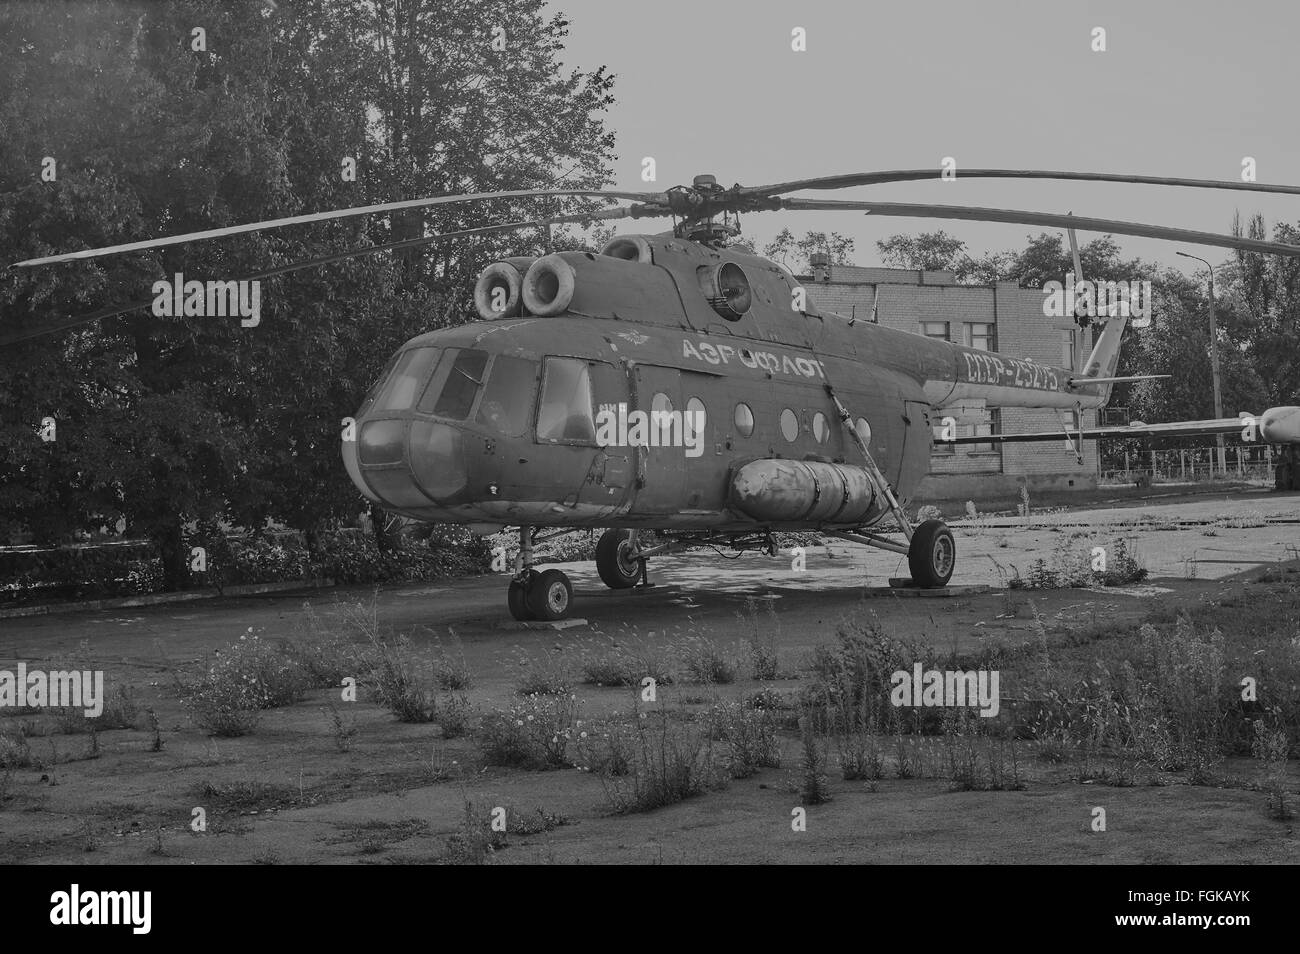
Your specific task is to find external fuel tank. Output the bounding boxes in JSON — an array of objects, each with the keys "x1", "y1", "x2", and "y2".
[{"x1": 729, "y1": 458, "x2": 878, "y2": 524}]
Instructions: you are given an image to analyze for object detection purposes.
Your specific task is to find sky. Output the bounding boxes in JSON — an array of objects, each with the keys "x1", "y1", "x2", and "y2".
[{"x1": 545, "y1": 0, "x2": 1300, "y2": 274}]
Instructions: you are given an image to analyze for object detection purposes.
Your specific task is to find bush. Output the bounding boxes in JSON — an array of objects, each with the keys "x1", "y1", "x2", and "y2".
[
  {"x1": 678, "y1": 636, "x2": 738, "y2": 685},
  {"x1": 180, "y1": 628, "x2": 308, "y2": 736},
  {"x1": 477, "y1": 694, "x2": 581, "y2": 769},
  {"x1": 598, "y1": 707, "x2": 725, "y2": 814},
  {"x1": 370, "y1": 636, "x2": 437, "y2": 723},
  {"x1": 1010, "y1": 537, "x2": 1147, "y2": 590},
  {"x1": 0, "y1": 541, "x2": 160, "y2": 606},
  {"x1": 286, "y1": 603, "x2": 370, "y2": 688},
  {"x1": 709, "y1": 702, "x2": 781, "y2": 778},
  {"x1": 5, "y1": 525, "x2": 492, "y2": 607}
]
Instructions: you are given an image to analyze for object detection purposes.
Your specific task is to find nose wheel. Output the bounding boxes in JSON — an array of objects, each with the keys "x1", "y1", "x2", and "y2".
[
  {"x1": 507, "y1": 568, "x2": 574, "y2": 621},
  {"x1": 507, "y1": 528, "x2": 575, "y2": 621}
]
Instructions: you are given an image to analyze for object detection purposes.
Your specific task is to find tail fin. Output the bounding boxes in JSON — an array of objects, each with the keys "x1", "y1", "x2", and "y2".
[{"x1": 1075, "y1": 314, "x2": 1129, "y2": 408}]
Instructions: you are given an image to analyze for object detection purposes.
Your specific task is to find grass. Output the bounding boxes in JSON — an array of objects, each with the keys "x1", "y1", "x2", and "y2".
[
  {"x1": 1009, "y1": 536, "x2": 1147, "y2": 589},
  {"x1": 708, "y1": 701, "x2": 781, "y2": 778},
  {"x1": 678, "y1": 635, "x2": 739, "y2": 685},
  {"x1": 476, "y1": 693, "x2": 581, "y2": 770},
  {"x1": 513, "y1": 648, "x2": 576, "y2": 696},
  {"x1": 597, "y1": 704, "x2": 726, "y2": 814}
]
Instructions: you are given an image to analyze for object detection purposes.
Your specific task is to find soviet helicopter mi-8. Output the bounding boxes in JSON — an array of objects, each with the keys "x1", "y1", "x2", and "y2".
[{"x1": 15, "y1": 168, "x2": 1300, "y2": 621}]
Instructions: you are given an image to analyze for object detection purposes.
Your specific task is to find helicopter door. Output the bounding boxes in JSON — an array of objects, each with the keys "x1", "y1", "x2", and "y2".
[
  {"x1": 895, "y1": 399, "x2": 934, "y2": 505},
  {"x1": 631, "y1": 364, "x2": 686, "y2": 514}
]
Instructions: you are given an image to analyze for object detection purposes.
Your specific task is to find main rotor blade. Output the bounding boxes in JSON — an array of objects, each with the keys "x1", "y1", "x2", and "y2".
[
  {"x1": 742, "y1": 169, "x2": 1300, "y2": 198},
  {"x1": 778, "y1": 198, "x2": 1300, "y2": 258},
  {"x1": 0, "y1": 206, "x2": 647, "y2": 345},
  {"x1": 11, "y1": 188, "x2": 663, "y2": 267}
]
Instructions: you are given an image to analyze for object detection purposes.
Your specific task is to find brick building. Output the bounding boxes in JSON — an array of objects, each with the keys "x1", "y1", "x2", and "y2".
[{"x1": 803, "y1": 258, "x2": 1100, "y2": 501}]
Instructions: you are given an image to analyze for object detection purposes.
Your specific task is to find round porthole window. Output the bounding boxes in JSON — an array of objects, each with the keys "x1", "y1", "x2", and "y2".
[
  {"x1": 734, "y1": 402, "x2": 755, "y2": 437},
  {"x1": 812, "y1": 411, "x2": 829, "y2": 443},
  {"x1": 686, "y1": 396, "x2": 706, "y2": 441},
  {"x1": 780, "y1": 408, "x2": 799, "y2": 442},
  {"x1": 855, "y1": 417, "x2": 872, "y2": 446}
]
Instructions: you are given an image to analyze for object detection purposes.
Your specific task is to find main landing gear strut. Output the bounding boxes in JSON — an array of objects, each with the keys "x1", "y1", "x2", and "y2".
[{"x1": 826, "y1": 386, "x2": 956, "y2": 588}]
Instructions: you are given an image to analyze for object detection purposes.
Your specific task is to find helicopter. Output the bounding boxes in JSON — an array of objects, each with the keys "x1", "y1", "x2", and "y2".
[{"x1": 13, "y1": 168, "x2": 1300, "y2": 621}]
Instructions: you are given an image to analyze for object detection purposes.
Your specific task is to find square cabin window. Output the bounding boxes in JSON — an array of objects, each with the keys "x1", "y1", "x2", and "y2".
[{"x1": 536, "y1": 357, "x2": 622, "y2": 444}]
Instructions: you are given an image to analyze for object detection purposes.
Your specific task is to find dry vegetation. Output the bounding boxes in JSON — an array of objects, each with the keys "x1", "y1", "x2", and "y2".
[{"x1": 2, "y1": 554, "x2": 1297, "y2": 861}]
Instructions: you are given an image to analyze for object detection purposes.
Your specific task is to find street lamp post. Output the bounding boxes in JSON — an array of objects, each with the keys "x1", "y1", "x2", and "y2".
[{"x1": 1177, "y1": 251, "x2": 1225, "y2": 477}]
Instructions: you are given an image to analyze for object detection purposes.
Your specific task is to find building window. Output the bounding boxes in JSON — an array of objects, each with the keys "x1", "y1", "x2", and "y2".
[
  {"x1": 931, "y1": 410, "x2": 1000, "y2": 455},
  {"x1": 969, "y1": 409, "x2": 1000, "y2": 454},
  {"x1": 780, "y1": 408, "x2": 799, "y2": 442},
  {"x1": 966, "y1": 323, "x2": 995, "y2": 351},
  {"x1": 932, "y1": 419, "x2": 955, "y2": 455},
  {"x1": 734, "y1": 402, "x2": 754, "y2": 437},
  {"x1": 920, "y1": 321, "x2": 949, "y2": 340}
]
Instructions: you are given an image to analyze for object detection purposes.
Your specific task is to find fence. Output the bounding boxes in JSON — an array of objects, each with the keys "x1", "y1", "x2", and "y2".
[{"x1": 1101, "y1": 444, "x2": 1277, "y2": 483}]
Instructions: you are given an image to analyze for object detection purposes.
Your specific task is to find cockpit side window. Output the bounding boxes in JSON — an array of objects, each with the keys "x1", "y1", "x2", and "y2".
[
  {"x1": 536, "y1": 357, "x2": 622, "y2": 444},
  {"x1": 372, "y1": 347, "x2": 440, "y2": 412},
  {"x1": 537, "y1": 357, "x2": 596, "y2": 443},
  {"x1": 414, "y1": 348, "x2": 487, "y2": 419},
  {"x1": 427, "y1": 349, "x2": 488, "y2": 420},
  {"x1": 475, "y1": 355, "x2": 538, "y2": 437}
]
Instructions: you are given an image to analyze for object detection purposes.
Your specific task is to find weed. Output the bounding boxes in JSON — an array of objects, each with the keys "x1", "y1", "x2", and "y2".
[
  {"x1": 678, "y1": 635, "x2": 738, "y2": 685},
  {"x1": 370, "y1": 636, "x2": 436, "y2": 723},
  {"x1": 1251, "y1": 715, "x2": 1292, "y2": 820},
  {"x1": 599, "y1": 704, "x2": 725, "y2": 814},
  {"x1": 709, "y1": 701, "x2": 781, "y2": 778},
  {"x1": 477, "y1": 693, "x2": 581, "y2": 769},
  {"x1": 795, "y1": 719, "x2": 831, "y2": 805},
  {"x1": 325, "y1": 705, "x2": 358, "y2": 751}
]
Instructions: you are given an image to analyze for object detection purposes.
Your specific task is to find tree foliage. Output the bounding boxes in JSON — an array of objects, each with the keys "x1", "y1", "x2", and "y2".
[{"x1": 0, "y1": 0, "x2": 616, "y2": 586}]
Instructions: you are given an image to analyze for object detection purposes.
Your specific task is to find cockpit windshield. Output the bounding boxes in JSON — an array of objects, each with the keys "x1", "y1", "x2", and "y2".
[
  {"x1": 371, "y1": 347, "x2": 440, "y2": 412},
  {"x1": 367, "y1": 346, "x2": 540, "y2": 436}
]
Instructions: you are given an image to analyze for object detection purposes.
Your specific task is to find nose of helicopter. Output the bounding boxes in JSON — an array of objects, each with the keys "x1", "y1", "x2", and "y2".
[{"x1": 343, "y1": 417, "x2": 468, "y2": 507}]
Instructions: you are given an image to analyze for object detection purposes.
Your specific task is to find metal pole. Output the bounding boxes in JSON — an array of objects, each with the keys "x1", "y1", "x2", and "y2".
[{"x1": 1177, "y1": 251, "x2": 1226, "y2": 476}]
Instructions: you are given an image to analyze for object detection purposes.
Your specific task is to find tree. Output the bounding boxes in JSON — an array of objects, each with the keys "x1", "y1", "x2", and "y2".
[
  {"x1": 1224, "y1": 213, "x2": 1300, "y2": 408},
  {"x1": 876, "y1": 231, "x2": 967, "y2": 272},
  {"x1": 0, "y1": 0, "x2": 618, "y2": 582},
  {"x1": 762, "y1": 228, "x2": 854, "y2": 271}
]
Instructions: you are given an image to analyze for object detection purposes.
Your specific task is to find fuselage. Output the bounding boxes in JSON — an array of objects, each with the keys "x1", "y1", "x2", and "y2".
[{"x1": 342, "y1": 234, "x2": 1106, "y2": 532}]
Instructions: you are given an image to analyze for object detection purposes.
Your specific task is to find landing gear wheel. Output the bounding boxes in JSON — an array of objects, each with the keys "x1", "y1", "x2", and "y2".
[
  {"x1": 525, "y1": 568, "x2": 573, "y2": 621},
  {"x1": 908, "y1": 519, "x2": 956, "y2": 588},
  {"x1": 596, "y1": 529, "x2": 641, "y2": 589},
  {"x1": 508, "y1": 571, "x2": 537, "y2": 621}
]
